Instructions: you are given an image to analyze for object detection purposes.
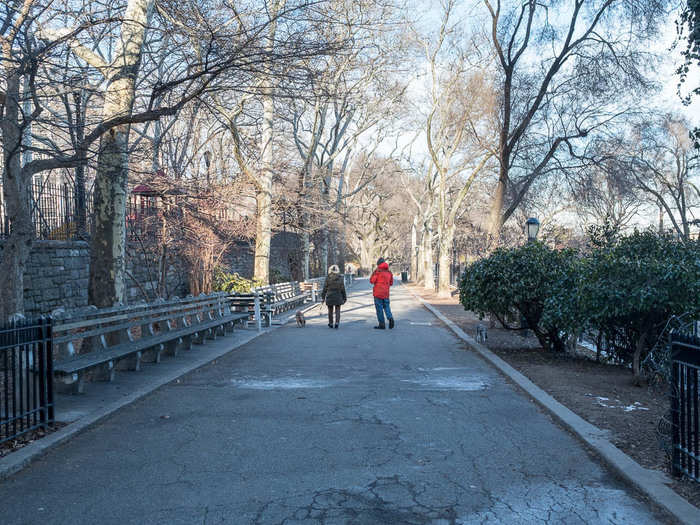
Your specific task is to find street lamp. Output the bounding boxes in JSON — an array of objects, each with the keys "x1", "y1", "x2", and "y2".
[
  {"x1": 525, "y1": 217, "x2": 540, "y2": 243},
  {"x1": 521, "y1": 217, "x2": 540, "y2": 332}
]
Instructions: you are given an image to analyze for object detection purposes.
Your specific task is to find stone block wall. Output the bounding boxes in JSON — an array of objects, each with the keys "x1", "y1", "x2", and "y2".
[
  {"x1": 5, "y1": 231, "x2": 302, "y2": 316},
  {"x1": 125, "y1": 246, "x2": 188, "y2": 302},
  {"x1": 5, "y1": 239, "x2": 189, "y2": 316},
  {"x1": 23, "y1": 240, "x2": 90, "y2": 315},
  {"x1": 222, "y1": 232, "x2": 303, "y2": 282}
]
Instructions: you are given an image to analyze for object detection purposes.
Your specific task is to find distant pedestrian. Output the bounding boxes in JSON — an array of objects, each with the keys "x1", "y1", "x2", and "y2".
[
  {"x1": 370, "y1": 257, "x2": 395, "y2": 330},
  {"x1": 321, "y1": 264, "x2": 347, "y2": 329}
]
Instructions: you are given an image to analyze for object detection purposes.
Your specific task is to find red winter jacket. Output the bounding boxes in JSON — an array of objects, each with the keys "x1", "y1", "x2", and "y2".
[{"x1": 370, "y1": 262, "x2": 393, "y2": 299}]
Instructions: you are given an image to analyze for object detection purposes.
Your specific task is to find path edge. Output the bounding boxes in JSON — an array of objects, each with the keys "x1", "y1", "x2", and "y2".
[
  {"x1": 0, "y1": 302, "x2": 319, "y2": 482},
  {"x1": 407, "y1": 288, "x2": 700, "y2": 525}
]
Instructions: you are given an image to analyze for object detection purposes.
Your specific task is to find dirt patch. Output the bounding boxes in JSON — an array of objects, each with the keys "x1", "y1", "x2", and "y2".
[
  {"x1": 0, "y1": 423, "x2": 66, "y2": 459},
  {"x1": 407, "y1": 285, "x2": 700, "y2": 509}
]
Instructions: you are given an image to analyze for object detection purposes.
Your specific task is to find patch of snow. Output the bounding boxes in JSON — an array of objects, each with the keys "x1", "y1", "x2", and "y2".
[
  {"x1": 230, "y1": 378, "x2": 338, "y2": 389},
  {"x1": 402, "y1": 377, "x2": 489, "y2": 391},
  {"x1": 587, "y1": 395, "x2": 649, "y2": 411}
]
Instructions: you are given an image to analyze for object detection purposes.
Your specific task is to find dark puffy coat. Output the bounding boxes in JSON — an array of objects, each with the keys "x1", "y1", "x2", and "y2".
[{"x1": 322, "y1": 273, "x2": 347, "y2": 306}]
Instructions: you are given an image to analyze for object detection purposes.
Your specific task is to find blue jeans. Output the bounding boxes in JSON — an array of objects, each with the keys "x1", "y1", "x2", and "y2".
[{"x1": 374, "y1": 298, "x2": 393, "y2": 325}]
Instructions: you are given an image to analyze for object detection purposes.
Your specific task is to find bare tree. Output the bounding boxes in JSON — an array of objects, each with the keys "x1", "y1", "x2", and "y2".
[
  {"x1": 625, "y1": 116, "x2": 700, "y2": 239},
  {"x1": 481, "y1": 0, "x2": 667, "y2": 244},
  {"x1": 284, "y1": 0, "x2": 406, "y2": 277},
  {"x1": 401, "y1": 159, "x2": 438, "y2": 289},
  {"x1": 0, "y1": 0, "x2": 335, "y2": 318},
  {"x1": 416, "y1": 0, "x2": 496, "y2": 295}
]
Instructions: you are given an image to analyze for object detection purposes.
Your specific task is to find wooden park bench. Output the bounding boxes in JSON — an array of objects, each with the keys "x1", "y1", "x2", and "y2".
[
  {"x1": 228, "y1": 292, "x2": 271, "y2": 328},
  {"x1": 52, "y1": 293, "x2": 249, "y2": 394},
  {"x1": 272, "y1": 282, "x2": 308, "y2": 310},
  {"x1": 239, "y1": 281, "x2": 310, "y2": 326}
]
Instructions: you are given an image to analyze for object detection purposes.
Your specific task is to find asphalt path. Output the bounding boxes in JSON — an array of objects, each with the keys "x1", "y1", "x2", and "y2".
[{"x1": 0, "y1": 280, "x2": 665, "y2": 524}]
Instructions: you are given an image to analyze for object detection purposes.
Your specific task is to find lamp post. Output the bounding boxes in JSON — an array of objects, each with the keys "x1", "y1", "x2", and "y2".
[
  {"x1": 521, "y1": 217, "x2": 540, "y2": 332},
  {"x1": 526, "y1": 217, "x2": 540, "y2": 243}
]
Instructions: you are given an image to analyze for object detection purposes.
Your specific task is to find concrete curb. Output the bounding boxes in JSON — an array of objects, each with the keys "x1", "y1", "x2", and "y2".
[
  {"x1": 0, "y1": 301, "x2": 320, "y2": 481},
  {"x1": 408, "y1": 288, "x2": 700, "y2": 525}
]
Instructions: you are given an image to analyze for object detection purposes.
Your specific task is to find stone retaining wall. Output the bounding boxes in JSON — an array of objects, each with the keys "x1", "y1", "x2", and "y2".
[
  {"x1": 6, "y1": 231, "x2": 304, "y2": 316},
  {"x1": 23, "y1": 240, "x2": 89, "y2": 315}
]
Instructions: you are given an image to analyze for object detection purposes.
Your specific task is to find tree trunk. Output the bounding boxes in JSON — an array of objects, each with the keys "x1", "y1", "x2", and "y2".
[
  {"x1": 21, "y1": 74, "x2": 32, "y2": 170},
  {"x1": 415, "y1": 226, "x2": 425, "y2": 284},
  {"x1": 302, "y1": 230, "x2": 310, "y2": 279},
  {"x1": 487, "y1": 173, "x2": 506, "y2": 246},
  {"x1": 437, "y1": 225, "x2": 454, "y2": 297},
  {"x1": 633, "y1": 331, "x2": 648, "y2": 386},
  {"x1": 88, "y1": 0, "x2": 155, "y2": 307},
  {"x1": 488, "y1": 76, "x2": 512, "y2": 246},
  {"x1": 252, "y1": 0, "x2": 285, "y2": 284},
  {"x1": 423, "y1": 227, "x2": 435, "y2": 291},
  {"x1": 72, "y1": 90, "x2": 88, "y2": 235},
  {"x1": 337, "y1": 225, "x2": 347, "y2": 273},
  {"x1": 90, "y1": 126, "x2": 131, "y2": 306},
  {"x1": 595, "y1": 331, "x2": 603, "y2": 363},
  {"x1": 254, "y1": 181, "x2": 272, "y2": 283},
  {"x1": 320, "y1": 229, "x2": 329, "y2": 274},
  {"x1": 359, "y1": 235, "x2": 373, "y2": 274},
  {"x1": 0, "y1": 71, "x2": 33, "y2": 320},
  {"x1": 410, "y1": 218, "x2": 418, "y2": 282}
]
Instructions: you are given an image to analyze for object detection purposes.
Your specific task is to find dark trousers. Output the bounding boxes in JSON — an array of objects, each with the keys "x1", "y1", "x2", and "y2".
[
  {"x1": 374, "y1": 298, "x2": 393, "y2": 325},
  {"x1": 328, "y1": 305, "x2": 340, "y2": 325}
]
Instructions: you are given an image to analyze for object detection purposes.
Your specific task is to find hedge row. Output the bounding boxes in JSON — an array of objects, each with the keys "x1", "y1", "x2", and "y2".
[{"x1": 459, "y1": 230, "x2": 700, "y2": 382}]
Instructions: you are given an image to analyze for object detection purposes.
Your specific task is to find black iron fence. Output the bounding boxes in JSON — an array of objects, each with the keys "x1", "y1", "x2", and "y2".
[
  {"x1": 0, "y1": 317, "x2": 54, "y2": 445},
  {"x1": 671, "y1": 331, "x2": 700, "y2": 480},
  {"x1": 0, "y1": 180, "x2": 93, "y2": 241},
  {"x1": 0, "y1": 180, "x2": 160, "y2": 241}
]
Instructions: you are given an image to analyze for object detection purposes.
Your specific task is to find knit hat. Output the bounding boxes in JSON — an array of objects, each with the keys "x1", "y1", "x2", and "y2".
[
  {"x1": 376, "y1": 257, "x2": 385, "y2": 266},
  {"x1": 328, "y1": 264, "x2": 340, "y2": 274}
]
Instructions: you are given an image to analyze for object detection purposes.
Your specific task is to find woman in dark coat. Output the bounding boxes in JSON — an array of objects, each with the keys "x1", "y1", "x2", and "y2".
[{"x1": 321, "y1": 265, "x2": 347, "y2": 329}]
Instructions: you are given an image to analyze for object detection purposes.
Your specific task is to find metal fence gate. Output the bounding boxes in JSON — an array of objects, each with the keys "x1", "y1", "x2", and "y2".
[
  {"x1": 671, "y1": 331, "x2": 700, "y2": 480},
  {"x1": 0, "y1": 317, "x2": 54, "y2": 445}
]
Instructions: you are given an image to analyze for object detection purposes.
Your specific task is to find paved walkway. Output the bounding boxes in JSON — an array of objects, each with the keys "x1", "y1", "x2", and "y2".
[{"x1": 0, "y1": 282, "x2": 666, "y2": 524}]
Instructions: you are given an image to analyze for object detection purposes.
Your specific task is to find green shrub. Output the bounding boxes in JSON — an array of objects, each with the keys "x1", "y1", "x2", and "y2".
[
  {"x1": 459, "y1": 241, "x2": 583, "y2": 352},
  {"x1": 581, "y1": 230, "x2": 700, "y2": 383},
  {"x1": 213, "y1": 269, "x2": 262, "y2": 293}
]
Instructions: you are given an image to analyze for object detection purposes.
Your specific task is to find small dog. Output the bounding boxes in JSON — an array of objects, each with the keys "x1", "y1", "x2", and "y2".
[
  {"x1": 475, "y1": 324, "x2": 488, "y2": 343},
  {"x1": 295, "y1": 310, "x2": 306, "y2": 327}
]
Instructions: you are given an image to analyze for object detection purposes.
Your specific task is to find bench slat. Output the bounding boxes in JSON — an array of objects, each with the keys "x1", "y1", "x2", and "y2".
[
  {"x1": 54, "y1": 298, "x2": 229, "y2": 333},
  {"x1": 53, "y1": 303, "x2": 231, "y2": 344},
  {"x1": 55, "y1": 312, "x2": 248, "y2": 375}
]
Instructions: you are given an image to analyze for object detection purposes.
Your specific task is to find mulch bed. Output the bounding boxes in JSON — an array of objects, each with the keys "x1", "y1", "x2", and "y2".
[
  {"x1": 0, "y1": 423, "x2": 66, "y2": 459},
  {"x1": 408, "y1": 285, "x2": 700, "y2": 509}
]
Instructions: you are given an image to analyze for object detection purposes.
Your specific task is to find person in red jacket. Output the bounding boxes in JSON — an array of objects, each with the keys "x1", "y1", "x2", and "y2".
[{"x1": 370, "y1": 257, "x2": 395, "y2": 329}]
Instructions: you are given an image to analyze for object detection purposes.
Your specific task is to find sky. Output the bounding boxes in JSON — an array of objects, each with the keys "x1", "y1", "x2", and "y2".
[
  {"x1": 373, "y1": 1, "x2": 700, "y2": 155},
  {"x1": 368, "y1": 1, "x2": 700, "y2": 233},
  {"x1": 653, "y1": 16, "x2": 700, "y2": 126}
]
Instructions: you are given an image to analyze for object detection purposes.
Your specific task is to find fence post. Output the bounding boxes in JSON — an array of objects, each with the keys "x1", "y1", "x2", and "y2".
[
  {"x1": 37, "y1": 317, "x2": 47, "y2": 428},
  {"x1": 671, "y1": 358, "x2": 681, "y2": 477},
  {"x1": 45, "y1": 316, "x2": 54, "y2": 423}
]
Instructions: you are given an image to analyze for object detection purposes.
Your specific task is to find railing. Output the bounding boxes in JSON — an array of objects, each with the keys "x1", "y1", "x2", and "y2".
[
  {"x1": 671, "y1": 331, "x2": 700, "y2": 480},
  {"x1": 304, "y1": 274, "x2": 354, "y2": 301},
  {"x1": 0, "y1": 181, "x2": 160, "y2": 241},
  {"x1": 0, "y1": 317, "x2": 54, "y2": 445}
]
